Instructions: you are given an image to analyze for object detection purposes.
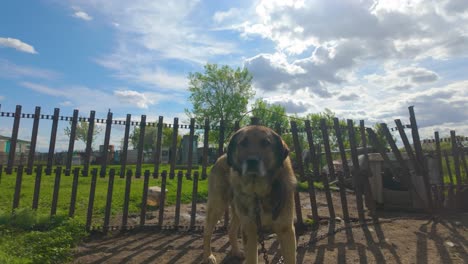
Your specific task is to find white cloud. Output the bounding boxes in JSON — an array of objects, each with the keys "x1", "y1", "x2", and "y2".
[
  {"x1": 19, "y1": 81, "x2": 174, "y2": 112},
  {"x1": 0, "y1": 37, "x2": 37, "y2": 54},
  {"x1": 0, "y1": 59, "x2": 59, "y2": 80},
  {"x1": 72, "y1": 0, "x2": 238, "y2": 87},
  {"x1": 114, "y1": 90, "x2": 155, "y2": 109},
  {"x1": 20, "y1": 82, "x2": 69, "y2": 97},
  {"x1": 73, "y1": 11, "x2": 93, "y2": 21},
  {"x1": 366, "y1": 66, "x2": 439, "y2": 91}
]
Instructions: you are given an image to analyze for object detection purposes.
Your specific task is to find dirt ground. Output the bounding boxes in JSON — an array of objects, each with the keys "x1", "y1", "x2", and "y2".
[{"x1": 73, "y1": 191, "x2": 468, "y2": 264}]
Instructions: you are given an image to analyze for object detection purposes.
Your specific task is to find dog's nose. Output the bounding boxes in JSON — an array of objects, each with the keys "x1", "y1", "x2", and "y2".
[{"x1": 246, "y1": 158, "x2": 259, "y2": 170}]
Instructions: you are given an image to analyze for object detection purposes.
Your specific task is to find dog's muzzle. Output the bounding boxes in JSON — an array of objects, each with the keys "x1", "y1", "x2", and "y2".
[{"x1": 241, "y1": 157, "x2": 266, "y2": 177}]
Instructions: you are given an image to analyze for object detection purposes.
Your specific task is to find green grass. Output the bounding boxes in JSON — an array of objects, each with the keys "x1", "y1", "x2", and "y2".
[
  {"x1": 0, "y1": 164, "x2": 209, "y2": 226},
  {"x1": 0, "y1": 208, "x2": 87, "y2": 264},
  {"x1": 440, "y1": 155, "x2": 467, "y2": 185}
]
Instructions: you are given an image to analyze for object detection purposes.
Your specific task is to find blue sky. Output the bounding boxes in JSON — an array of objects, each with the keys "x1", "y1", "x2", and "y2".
[{"x1": 1, "y1": 0, "x2": 467, "y2": 150}]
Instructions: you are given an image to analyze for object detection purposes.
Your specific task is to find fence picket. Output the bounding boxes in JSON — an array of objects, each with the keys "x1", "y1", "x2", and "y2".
[
  {"x1": 434, "y1": 132, "x2": 444, "y2": 207},
  {"x1": 158, "y1": 171, "x2": 168, "y2": 227},
  {"x1": 86, "y1": 168, "x2": 98, "y2": 231},
  {"x1": 7, "y1": 106, "x2": 22, "y2": 174},
  {"x1": 201, "y1": 118, "x2": 210, "y2": 180},
  {"x1": 51, "y1": 167, "x2": 62, "y2": 216},
  {"x1": 103, "y1": 168, "x2": 116, "y2": 233},
  {"x1": 174, "y1": 170, "x2": 183, "y2": 228},
  {"x1": 169, "y1": 118, "x2": 179, "y2": 179},
  {"x1": 100, "y1": 112, "x2": 113, "y2": 178},
  {"x1": 359, "y1": 120, "x2": 376, "y2": 217},
  {"x1": 140, "y1": 170, "x2": 150, "y2": 226},
  {"x1": 69, "y1": 167, "x2": 80, "y2": 217},
  {"x1": 32, "y1": 165, "x2": 42, "y2": 210},
  {"x1": 348, "y1": 120, "x2": 366, "y2": 222},
  {"x1": 13, "y1": 165, "x2": 24, "y2": 211},
  {"x1": 65, "y1": 110, "x2": 79, "y2": 175},
  {"x1": 304, "y1": 120, "x2": 320, "y2": 224},
  {"x1": 135, "y1": 115, "x2": 146, "y2": 178},
  {"x1": 120, "y1": 114, "x2": 131, "y2": 178},
  {"x1": 331, "y1": 118, "x2": 350, "y2": 223},
  {"x1": 27, "y1": 106, "x2": 41, "y2": 174},
  {"x1": 153, "y1": 116, "x2": 164, "y2": 178},
  {"x1": 190, "y1": 171, "x2": 199, "y2": 229},
  {"x1": 46, "y1": 108, "x2": 59, "y2": 175},
  {"x1": 83, "y1": 111, "x2": 96, "y2": 177},
  {"x1": 122, "y1": 169, "x2": 133, "y2": 230},
  {"x1": 409, "y1": 106, "x2": 433, "y2": 211},
  {"x1": 450, "y1": 131, "x2": 462, "y2": 192},
  {"x1": 443, "y1": 151, "x2": 456, "y2": 208}
]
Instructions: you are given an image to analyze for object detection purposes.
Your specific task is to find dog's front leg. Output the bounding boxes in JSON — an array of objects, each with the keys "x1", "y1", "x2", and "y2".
[
  {"x1": 242, "y1": 222, "x2": 258, "y2": 264},
  {"x1": 228, "y1": 208, "x2": 244, "y2": 259},
  {"x1": 203, "y1": 204, "x2": 226, "y2": 264},
  {"x1": 276, "y1": 225, "x2": 296, "y2": 264}
]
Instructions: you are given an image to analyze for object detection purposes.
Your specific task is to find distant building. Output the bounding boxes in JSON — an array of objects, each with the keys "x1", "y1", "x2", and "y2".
[{"x1": 0, "y1": 135, "x2": 31, "y2": 164}]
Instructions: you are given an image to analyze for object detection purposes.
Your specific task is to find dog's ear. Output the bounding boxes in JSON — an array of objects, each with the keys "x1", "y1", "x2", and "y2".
[
  {"x1": 227, "y1": 131, "x2": 240, "y2": 168},
  {"x1": 273, "y1": 132, "x2": 289, "y2": 166}
]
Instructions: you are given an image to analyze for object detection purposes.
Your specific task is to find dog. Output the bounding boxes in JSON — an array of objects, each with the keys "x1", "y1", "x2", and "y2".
[{"x1": 203, "y1": 125, "x2": 297, "y2": 264}]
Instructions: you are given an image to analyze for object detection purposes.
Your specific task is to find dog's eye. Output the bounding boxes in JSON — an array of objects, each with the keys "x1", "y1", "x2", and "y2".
[
  {"x1": 260, "y1": 139, "x2": 270, "y2": 147},
  {"x1": 239, "y1": 138, "x2": 248, "y2": 147}
]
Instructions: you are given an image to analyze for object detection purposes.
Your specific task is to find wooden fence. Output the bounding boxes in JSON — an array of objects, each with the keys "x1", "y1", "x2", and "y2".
[{"x1": 0, "y1": 104, "x2": 467, "y2": 233}]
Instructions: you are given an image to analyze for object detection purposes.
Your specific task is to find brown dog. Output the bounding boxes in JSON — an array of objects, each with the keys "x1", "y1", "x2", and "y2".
[{"x1": 203, "y1": 125, "x2": 297, "y2": 264}]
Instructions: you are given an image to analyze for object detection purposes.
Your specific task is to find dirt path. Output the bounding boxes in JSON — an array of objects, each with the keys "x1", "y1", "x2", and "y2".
[{"x1": 73, "y1": 190, "x2": 468, "y2": 263}]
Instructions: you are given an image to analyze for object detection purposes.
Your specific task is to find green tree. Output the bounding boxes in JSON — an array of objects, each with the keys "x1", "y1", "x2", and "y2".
[
  {"x1": 130, "y1": 126, "x2": 182, "y2": 151},
  {"x1": 186, "y1": 63, "x2": 254, "y2": 143},
  {"x1": 250, "y1": 99, "x2": 289, "y2": 129},
  {"x1": 64, "y1": 121, "x2": 102, "y2": 148}
]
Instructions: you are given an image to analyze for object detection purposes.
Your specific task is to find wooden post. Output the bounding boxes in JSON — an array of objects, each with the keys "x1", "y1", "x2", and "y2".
[
  {"x1": 100, "y1": 111, "x2": 113, "y2": 178},
  {"x1": 120, "y1": 114, "x2": 131, "y2": 178},
  {"x1": 201, "y1": 119, "x2": 210, "y2": 180},
  {"x1": 318, "y1": 120, "x2": 336, "y2": 220},
  {"x1": 51, "y1": 167, "x2": 62, "y2": 216},
  {"x1": 444, "y1": 151, "x2": 455, "y2": 208},
  {"x1": 140, "y1": 170, "x2": 150, "y2": 226},
  {"x1": 65, "y1": 109, "x2": 79, "y2": 176},
  {"x1": 46, "y1": 108, "x2": 60, "y2": 175},
  {"x1": 290, "y1": 121, "x2": 305, "y2": 227},
  {"x1": 27, "y1": 106, "x2": 41, "y2": 174},
  {"x1": 83, "y1": 111, "x2": 96, "y2": 177},
  {"x1": 190, "y1": 171, "x2": 199, "y2": 229},
  {"x1": 13, "y1": 165, "x2": 24, "y2": 210},
  {"x1": 174, "y1": 170, "x2": 183, "y2": 228},
  {"x1": 122, "y1": 169, "x2": 132, "y2": 230},
  {"x1": 304, "y1": 120, "x2": 320, "y2": 224},
  {"x1": 69, "y1": 167, "x2": 80, "y2": 217},
  {"x1": 136, "y1": 115, "x2": 146, "y2": 178},
  {"x1": 158, "y1": 171, "x2": 168, "y2": 227},
  {"x1": 32, "y1": 165, "x2": 42, "y2": 210},
  {"x1": 434, "y1": 132, "x2": 444, "y2": 206},
  {"x1": 169, "y1": 118, "x2": 179, "y2": 179},
  {"x1": 7, "y1": 105, "x2": 22, "y2": 174},
  {"x1": 408, "y1": 106, "x2": 433, "y2": 211},
  {"x1": 450, "y1": 131, "x2": 462, "y2": 191},
  {"x1": 347, "y1": 120, "x2": 366, "y2": 222},
  {"x1": 103, "y1": 168, "x2": 116, "y2": 233},
  {"x1": 359, "y1": 120, "x2": 376, "y2": 217},
  {"x1": 331, "y1": 118, "x2": 351, "y2": 223},
  {"x1": 186, "y1": 118, "x2": 196, "y2": 179},
  {"x1": 86, "y1": 168, "x2": 98, "y2": 231},
  {"x1": 153, "y1": 116, "x2": 164, "y2": 178}
]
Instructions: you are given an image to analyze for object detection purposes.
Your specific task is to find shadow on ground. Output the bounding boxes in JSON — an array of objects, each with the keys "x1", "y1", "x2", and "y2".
[{"x1": 73, "y1": 213, "x2": 467, "y2": 264}]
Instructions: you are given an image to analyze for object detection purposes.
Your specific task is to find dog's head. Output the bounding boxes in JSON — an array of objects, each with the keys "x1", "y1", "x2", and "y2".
[{"x1": 227, "y1": 125, "x2": 289, "y2": 177}]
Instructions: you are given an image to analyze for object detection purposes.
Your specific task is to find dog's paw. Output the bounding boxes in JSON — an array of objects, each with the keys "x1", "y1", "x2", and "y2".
[{"x1": 203, "y1": 254, "x2": 217, "y2": 264}]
